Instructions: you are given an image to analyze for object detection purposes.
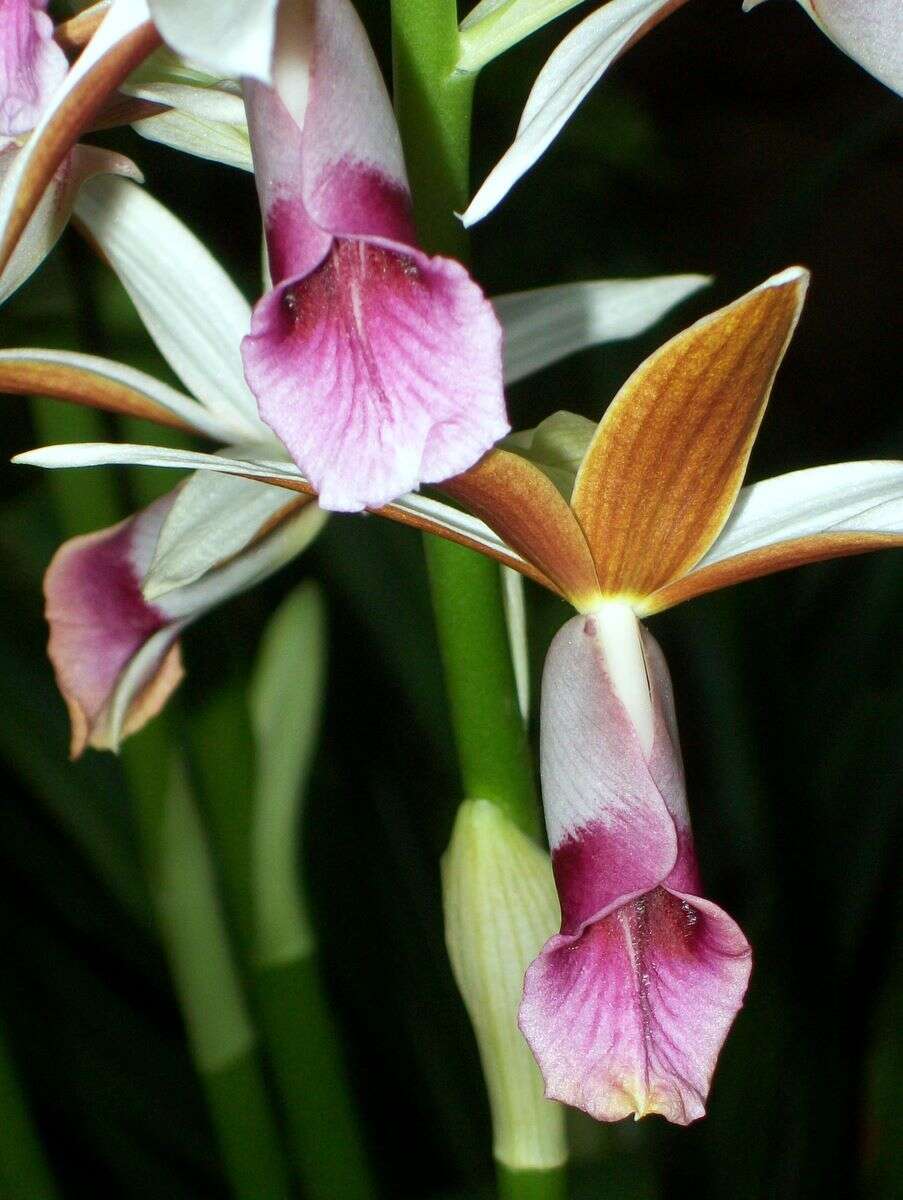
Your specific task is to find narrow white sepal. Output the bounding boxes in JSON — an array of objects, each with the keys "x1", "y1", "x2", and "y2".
[
  {"x1": 462, "y1": 0, "x2": 679, "y2": 226},
  {"x1": 701, "y1": 461, "x2": 903, "y2": 568},
  {"x1": 443, "y1": 800, "x2": 566, "y2": 1171},
  {"x1": 73, "y1": 176, "x2": 264, "y2": 439},
  {"x1": 147, "y1": 0, "x2": 280, "y2": 83},
  {"x1": 495, "y1": 274, "x2": 711, "y2": 385},
  {"x1": 458, "y1": 0, "x2": 587, "y2": 73},
  {"x1": 14, "y1": 442, "x2": 531, "y2": 574},
  {"x1": 132, "y1": 109, "x2": 253, "y2": 171}
]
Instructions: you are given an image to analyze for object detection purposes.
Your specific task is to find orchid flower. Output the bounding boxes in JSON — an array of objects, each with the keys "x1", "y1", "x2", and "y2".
[
  {"x1": 12, "y1": 261, "x2": 902, "y2": 1110},
  {"x1": 7, "y1": 172, "x2": 325, "y2": 756},
  {"x1": 0, "y1": 0, "x2": 139, "y2": 301},
  {"x1": 459, "y1": 0, "x2": 902, "y2": 226},
  {"x1": 236, "y1": 0, "x2": 510, "y2": 511}
]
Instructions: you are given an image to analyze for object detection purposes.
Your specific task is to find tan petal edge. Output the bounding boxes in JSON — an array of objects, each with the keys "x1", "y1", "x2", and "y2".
[
  {"x1": 571, "y1": 267, "x2": 809, "y2": 600},
  {"x1": 55, "y1": 3, "x2": 111, "y2": 58},
  {"x1": 0, "y1": 20, "x2": 161, "y2": 278},
  {"x1": 638, "y1": 530, "x2": 903, "y2": 616},
  {"x1": 91, "y1": 641, "x2": 185, "y2": 756},
  {"x1": 439, "y1": 449, "x2": 600, "y2": 607},
  {"x1": 0, "y1": 356, "x2": 195, "y2": 432}
]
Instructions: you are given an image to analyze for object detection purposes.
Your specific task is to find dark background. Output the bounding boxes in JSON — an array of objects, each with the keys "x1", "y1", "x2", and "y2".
[{"x1": 0, "y1": 1, "x2": 900, "y2": 1197}]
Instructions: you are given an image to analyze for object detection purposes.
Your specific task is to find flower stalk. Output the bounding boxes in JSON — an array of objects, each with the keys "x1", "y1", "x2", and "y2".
[
  {"x1": 391, "y1": 3, "x2": 565, "y2": 1196},
  {"x1": 390, "y1": 0, "x2": 540, "y2": 842}
]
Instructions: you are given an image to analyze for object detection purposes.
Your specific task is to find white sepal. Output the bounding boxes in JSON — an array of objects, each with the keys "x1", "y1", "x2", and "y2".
[
  {"x1": 144, "y1": 469, "x2": 320, "y2": 599},
  {"x1": 701, "y1": 461, "x2": 903, "y2": 569},
  {"x1": 132, "y1": 106, "x2": 253, "y2": 171},
  {"x1": 463, "y1": 0, "x2": 680, "y2": 226},
  {"x1": 14, "y1": 442, "x2": 532, "y2": 576},
  {"x1": 496, "y1": 274, "x2": 710, "y2": 385},
  {"x1": 458, "y1": 0, "x2": 586, "y2": 73},
  {"x1": 442, "y1": 800, "x2": 565, "y2": 1171},
  {"x1": 147, "y1": 0, "x2": 279, "y2": 83},
  {"x1": 73, "y1": 175, "x2": 263, "y2": 439}
]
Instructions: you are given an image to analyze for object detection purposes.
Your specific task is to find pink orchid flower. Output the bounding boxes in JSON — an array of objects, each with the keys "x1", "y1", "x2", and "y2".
[
  {"x1": 239, "y1": 0, "x2": 508, "y2": 511},
  {"x1": 524, "y1": 604, "x2": 751, "y2": 1122}
]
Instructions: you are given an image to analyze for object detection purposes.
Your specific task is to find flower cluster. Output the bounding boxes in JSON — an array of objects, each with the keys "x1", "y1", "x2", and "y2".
[{"x1": 0, "y1": 0, "x2": 899, "y2": 1154}]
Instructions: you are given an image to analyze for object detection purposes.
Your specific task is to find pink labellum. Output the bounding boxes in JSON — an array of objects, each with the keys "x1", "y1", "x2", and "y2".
[
  {"x1": 240, "y1": 0, "x2": 507, "y2": 511},
  {"x1": 0, "y1": 0, "x2": 67, "y2": 140},
  {"x1": 45, "y1": 493, "x2": 185, "y2": 758},
  {"x1": 521, "y1": 612, "x2": 751, "y2": 1123}
]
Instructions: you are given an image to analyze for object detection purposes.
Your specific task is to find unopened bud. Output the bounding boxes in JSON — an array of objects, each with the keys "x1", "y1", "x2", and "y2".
[{"x1": 442, "y1": 800, "x2": 566, "y2": 1171}]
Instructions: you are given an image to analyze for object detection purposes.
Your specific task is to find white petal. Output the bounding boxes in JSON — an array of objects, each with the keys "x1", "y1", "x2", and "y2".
[
  {"x1": 701, "y1": 461, "x2": 903, "y2": 567},
  {"x1": 463, "y1": 0, "x2": 681, "y2": 226},
  {"x1": 144, "y1": 469, "x2": 319, "y2": 599},
  {"x1": 132, "y1": 109, "x2": 253, "y2": 171},
  {"x1": 14, "y1": 441, "x2": 305, "y2": 479},
  {"x1": 73, "y1": 175, "x2": 265, "y2": 439},
  {"x1": 745, "y1": 1, "x2": 903, "y2": 97},
  {"x1": 0, "y1": 347, "x2": 234, "y2": 440},
  {"x1": 147, "y1": 0, "x2": 279, "y2": 83},
  {"x1": 124, "y1": 81, "x2": 247, "y2": 124},
  {"x1": 495, "y1": 274, "x2": 710, "y2": 385}
]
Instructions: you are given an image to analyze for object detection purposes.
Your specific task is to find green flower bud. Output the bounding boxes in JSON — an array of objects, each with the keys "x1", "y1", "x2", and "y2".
[{"x1": 442, "y1": 799, "x2": 567, "y2": 1171}]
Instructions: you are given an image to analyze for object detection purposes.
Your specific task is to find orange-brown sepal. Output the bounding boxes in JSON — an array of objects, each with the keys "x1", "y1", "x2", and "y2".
[
  {"x1": 570, "y1": 267, "x2": 809, "y2": 600},
  {"x1": 440, "y1": 448, "x2": 601, "y2": 608}
]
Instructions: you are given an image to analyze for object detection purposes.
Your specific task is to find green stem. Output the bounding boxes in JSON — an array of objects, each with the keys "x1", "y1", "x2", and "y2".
[
  {"x1": 190, "y1": 676, "x2": 377, "y2": 1200},
  {"x1": 391, "y1": 0, "x2": 539, "y2": 842},
  {"x1": 123, "y1": 722, "x2": 292, "y2": 1200},
  {"x1": 391, "y1": 6, "x2": 566, "y2": 1199},
  {"x1": 0, "y1": 1021, "x2": 59, "y2": 1200},
  {"x1": 498, "y1": 1167, "x2": 568, "y2": 1200}
]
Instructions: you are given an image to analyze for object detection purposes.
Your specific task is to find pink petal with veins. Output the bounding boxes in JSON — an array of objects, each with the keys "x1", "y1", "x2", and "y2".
[
  {"x1": 242, "y1": 230, "x2": 507, "y2": 513},
  {"x1": 241, "y1": 0, "x2": 507, "y2": 510}
]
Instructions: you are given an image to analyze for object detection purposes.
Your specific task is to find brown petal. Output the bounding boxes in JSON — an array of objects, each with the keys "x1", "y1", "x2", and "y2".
[
  {"x1": 640, "y1": 530, "x2": 903, "y2": 615},
  {"x1": 571, "y1": 267, "x2": 809, "y2": 600},
  {"x1": 0, "y1": 354, "x2": 195, "y2": 431},
  {"x1": 440, "y1": 449, "x2": 601, "y2": 607}
]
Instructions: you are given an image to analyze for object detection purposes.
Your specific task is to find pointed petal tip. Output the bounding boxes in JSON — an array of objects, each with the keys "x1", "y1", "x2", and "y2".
[{"x1": 764, "y1": 264, "x2": 810, "y2": 290}]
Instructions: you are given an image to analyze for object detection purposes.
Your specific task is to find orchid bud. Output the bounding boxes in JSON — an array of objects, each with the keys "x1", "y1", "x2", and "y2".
[{"x1": 442, "y1": 799, "x2": 567, "y2": 1171}]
